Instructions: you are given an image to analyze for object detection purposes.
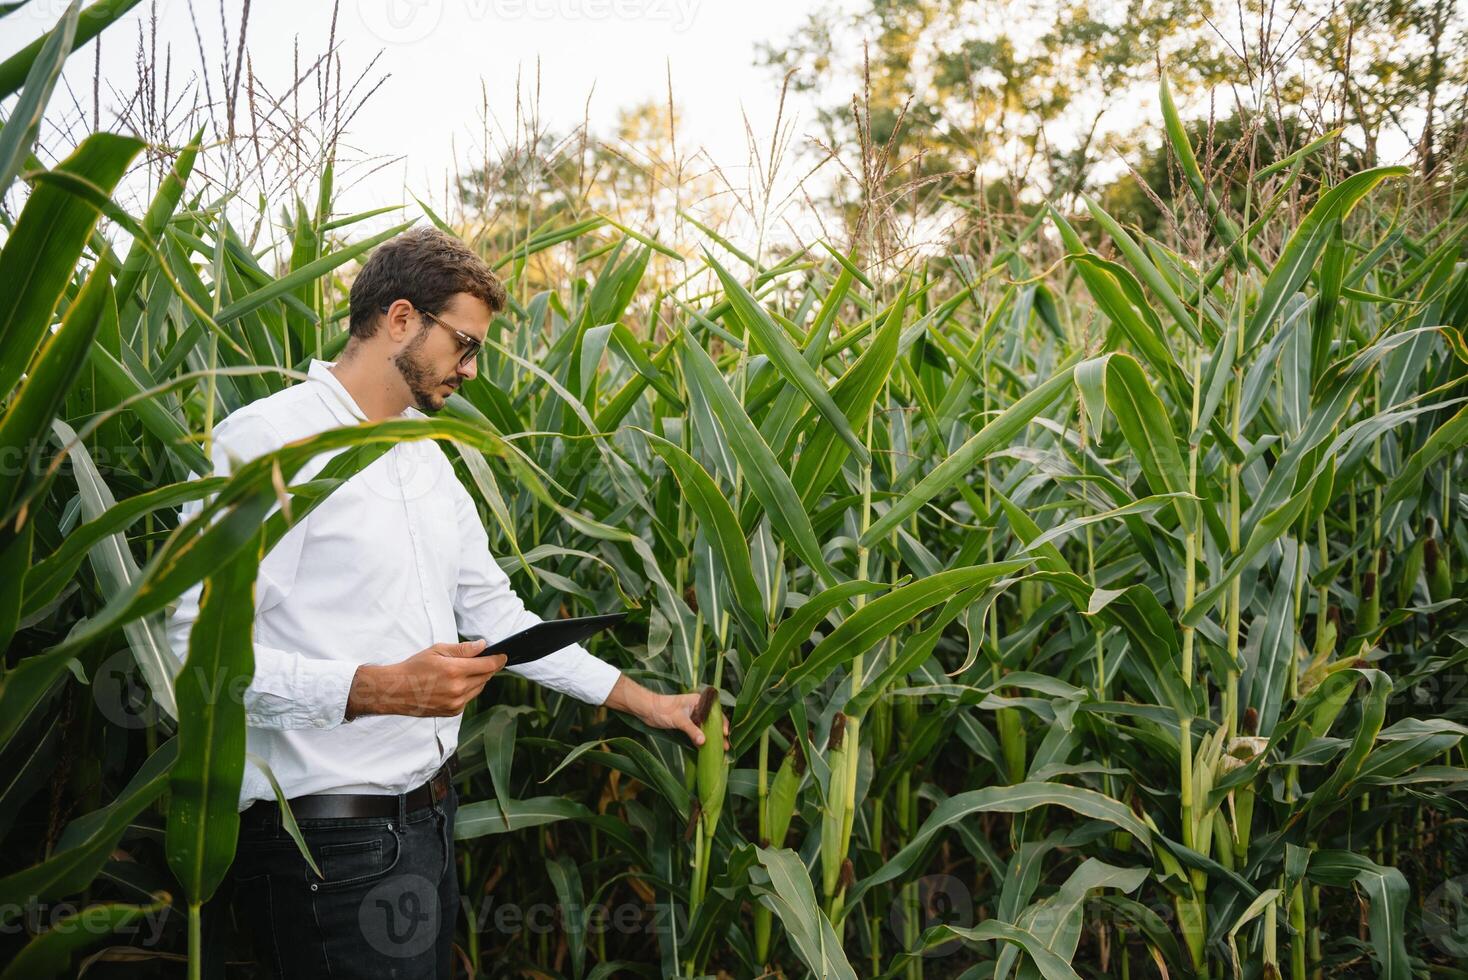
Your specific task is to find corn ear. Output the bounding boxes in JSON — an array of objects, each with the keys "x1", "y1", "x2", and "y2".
[
  {"x1": 821, "y1": 713, "x2": 849, "y2": 900},
  {"x1": 1359, "y1": 571, "x2": 1380, "y2": 634},
  {"x1": 1397, "y1": 534, "x2": 1425, "y2": 607},
  {"x1": 765, "y1": 739, "x2": 804, "y2": 849},
  {"x1": 692, "y1": 686, "x2": 727, "y2": 837},
  {"x1": 1426, "y1": 536, "x2": 1452, "y2": 603}
]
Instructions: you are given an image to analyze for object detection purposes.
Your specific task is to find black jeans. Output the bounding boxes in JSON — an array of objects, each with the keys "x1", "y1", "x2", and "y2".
[{"x1": 227, "y1": 786, "x2": 460, "y2": 979}]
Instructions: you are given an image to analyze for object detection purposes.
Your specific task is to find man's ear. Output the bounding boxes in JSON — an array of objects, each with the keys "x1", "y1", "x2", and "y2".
[{"x1": 382, "y1": 298, "x2": 416, "y2": 343}]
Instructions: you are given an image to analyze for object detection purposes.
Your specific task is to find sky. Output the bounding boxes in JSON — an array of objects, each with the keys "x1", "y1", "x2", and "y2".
[
  {"x1": 1, "y1": 0, "x2": 1435, "y2": 247},
  {"x1": 2, "y1": 0, "x2": 827, "y2": 220}
]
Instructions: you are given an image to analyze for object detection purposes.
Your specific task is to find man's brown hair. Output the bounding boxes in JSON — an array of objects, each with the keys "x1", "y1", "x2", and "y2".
[{"x1": 348, "y1": 227, "x2": 507, "y2": 339}]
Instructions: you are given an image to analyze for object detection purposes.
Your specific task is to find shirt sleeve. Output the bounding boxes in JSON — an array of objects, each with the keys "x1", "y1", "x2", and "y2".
[
  {"x1": 449, "y1": 473, "x2": 623, "y2": 707},
  {"x1": 163, "y1": 412, "x2": 358, "y2": 731}
]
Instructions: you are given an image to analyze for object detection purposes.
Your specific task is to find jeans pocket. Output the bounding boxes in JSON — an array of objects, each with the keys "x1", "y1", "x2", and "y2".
[
  {"x1": 314, "y1": 825, "x2": 402, "y2": 892},
  {"x1": 230, "y1": 870, "x2": 287, "y2": 972}
]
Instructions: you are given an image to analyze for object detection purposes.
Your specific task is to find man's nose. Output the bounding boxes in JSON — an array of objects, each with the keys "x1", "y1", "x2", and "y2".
[{"x1": 457, "y1": 356, "x2": 478, "y2": 381}]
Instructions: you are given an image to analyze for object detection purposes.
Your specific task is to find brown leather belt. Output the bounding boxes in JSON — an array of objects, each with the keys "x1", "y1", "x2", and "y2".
[{"x1": 243, "y1": 755, "x2": 457, "y2": 825}]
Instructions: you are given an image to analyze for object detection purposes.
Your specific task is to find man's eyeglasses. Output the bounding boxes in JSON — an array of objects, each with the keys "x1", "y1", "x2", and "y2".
[{"x1": 381, "y1": 303, "x2": 483, "y2": 368}]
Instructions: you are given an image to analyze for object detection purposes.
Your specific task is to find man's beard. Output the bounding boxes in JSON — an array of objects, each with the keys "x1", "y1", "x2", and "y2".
[{"x1": 392, "y1": 329, "x2": 455, "y2": 414}]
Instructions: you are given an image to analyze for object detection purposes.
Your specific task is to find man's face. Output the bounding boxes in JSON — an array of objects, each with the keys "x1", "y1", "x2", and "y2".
[{"x1": 392, "y1": 292, "x2": 490, "y2": 414}]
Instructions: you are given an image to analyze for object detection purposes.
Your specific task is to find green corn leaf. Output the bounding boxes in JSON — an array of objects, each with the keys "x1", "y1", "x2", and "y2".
[
  {"x1": 1303, "y1": 668, "x2": 1390, "y2": 828},
  {"x1": 678, "y1": 329, "x2": 837, "y2": 586},
  {"x1": 751, "y1": 846, "x2": 858, "y2": 980},
  {"x1": 0, "y1": 131, "x2": 142, "y2": 400},
  {"x1": 82, "y1": 346, "x2": 207, "y2": 479},
  {"x1": 0, "y1": 0, "x2": 141, "y2": 99},
  {"x1": 1225, "y1": 327, "x2": 1444, "y2": 581},
  {"x1": 705, "y1": 249, "x2": 870, "y2": 466},
  {"x1": 1108, "y1": 586, "x2": 1195, "y2": 718},
  {"x1": 547, "y1": 853, "x2": 589, "y2": 979},
  {"x1": 1245, "y1": 166, "x2": 1409, "y2": 349},
  {"x1": 845, "y1": 579, "x2": 1000, "y2": 716},
  {"x1": 1158, "y1": 72, "x2": 1253, "y2": 274},
  {"x1": 1016, "y1": 859, "x2": 1149, "y2": 963},
  {"x1": 608, "y1": 322, "x2": 683, "y2": 407},
  {"x1": 778, "y1": 561, "x2": 1032, "y2": 699},
  {"x1": 245, "y1": 753, "x2": 323, "y2": 879},
  {"x1": 1082, "y1": 194, "x2": 1205, "y2": 345},
  {"x1": 0, "y1": 1, "x2": 78, "y2": 196},
  {"x1": 1191, "y1": 316, "x2": 1238, "y2": 442},
  {"x1": 0, "y1": 739, "x2": 176, "y2": 913},
  {"x1": 0, "y1": 522, "x2": 30, "y2": 652},
  {"x1": 1222, "y1": 887, "x2": 1283, "y2": 980},
  {"x1": 818, "y1": 239, "x2": 874, "y2": 289},
  {"x1": 1073, "y1": 354, "x2": 1108, "y2": 440},
  {"x1": 482, "y1": 703, "x2": 537, "y2": 829},
  {"x1": 1380, "y1": 401, "x2": 1468, "y2": 511},
  {"x1": 0, "y1": 895, "x2": 167, "y2": 980},
  {"x1": 860, "y1": 352, "x2": 1082, "y2": 545},
  {"x1": 492, "y1": 217, "x2": 607, "y2": 270},
  {"x1": 0, "y1": 258, "x2": 114, "y2": 518},
  {"x1": 641, "y1": 429, "x2": 766, "y2": 646},
  {"x1": 845, "y1": 782, "x2": 1150, "y2": 911},
  {"x1": 1100, "y1": 353, "x2": 1198, "y2": 533},
  {"x1": 114, "y1": 125, "x2": 204, "y2": 306},
  {"x1": 214, "y1": 220, "x2": 414, "y2": 325},
  {"x1": 52, "y1": 419, "x2": 180, "y2": 719},
  {"x1": 1024, "y1": 492, "x2": 1195, "y2": 552},
  {"x1": 1050, "y1": 206, "x2": 1183, "y2": 390},
  {"x1": 542, "y1": 736, "x2": 690, "y2": 818},
  {"x1": 166, "y1": 529, "x2": 263, "y2": 905},
  {"x1": 917, "y1": 920, "x2": 1082, "y2": 980},
  {"x1": 457, "y1": 796, "x2": 597, "y2": 837},
  {"x1": 731, "y1": 579, "x2": 886, "y2": 755},
  {"x1": 1304, "y1": 850, "x2": 1410, "y2": 979},
  {"x1": 788, "y1": 282, "x2": 905, "y2": 513}
]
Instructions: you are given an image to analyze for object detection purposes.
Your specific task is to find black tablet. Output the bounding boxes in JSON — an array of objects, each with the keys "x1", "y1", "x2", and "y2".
[{"x1": 472, "y1": 611, "x2": 628, "y2": 667}]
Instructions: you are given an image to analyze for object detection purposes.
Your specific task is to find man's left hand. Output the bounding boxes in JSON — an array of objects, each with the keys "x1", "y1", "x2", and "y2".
[{"x1": 604, "y1": 675, "x2": 730, "y2": 749}]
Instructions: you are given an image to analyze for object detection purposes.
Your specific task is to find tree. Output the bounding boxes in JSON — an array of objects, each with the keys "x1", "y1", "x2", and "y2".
[
  {"x1": 759, "y1": 1, "x2": 1234, "y2": 214},
  {"x1": 759, "y1": 0, "x2": 1466, "y2": 251}
]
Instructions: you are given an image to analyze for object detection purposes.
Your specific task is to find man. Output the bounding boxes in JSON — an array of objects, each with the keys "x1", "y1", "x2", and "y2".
[{"x1": 166, "y1": 227, "x2": 720, "y2": 978}]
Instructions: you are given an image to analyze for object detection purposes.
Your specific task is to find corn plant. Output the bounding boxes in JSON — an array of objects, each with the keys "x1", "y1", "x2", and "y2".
[{"x1": 3, "y1": 3, "x2": 1468, "y2": 979}]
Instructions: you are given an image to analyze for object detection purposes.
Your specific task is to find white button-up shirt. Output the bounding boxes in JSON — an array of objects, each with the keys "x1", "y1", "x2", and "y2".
[{"x1": 164, "y1": 359, "x2": 623, "y2": 810}]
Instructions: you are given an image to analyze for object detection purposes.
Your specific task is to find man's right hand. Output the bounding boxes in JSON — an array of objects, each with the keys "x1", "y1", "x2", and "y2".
[{"x1": 345, "y1": 639, "x2": 508, "y2": 720}]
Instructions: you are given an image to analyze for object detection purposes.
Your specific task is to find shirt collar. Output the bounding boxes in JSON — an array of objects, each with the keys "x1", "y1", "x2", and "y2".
[{"x1": 307, "y1": 359, "x2": 427, "y2": 424}]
